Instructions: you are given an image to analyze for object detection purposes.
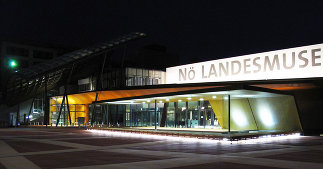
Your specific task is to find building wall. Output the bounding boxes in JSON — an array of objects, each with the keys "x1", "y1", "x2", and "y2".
[
  {"x1": 230, "y1": 98, "x2": 258, "y2": 131},
  {"x1": 294, "y1": 88, "x2": 323, "y2": 135},
  {"x1": 249, "y1": 96, "x2": 302, "y2": 131},
  {"x1": 210, "y1": 95, "x2": 302, "y2": 132}
]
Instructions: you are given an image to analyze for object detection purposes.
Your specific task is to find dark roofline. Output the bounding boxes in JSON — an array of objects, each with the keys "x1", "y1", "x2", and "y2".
[{"x1": 55, "y1": 76, "x2": 323, "y2": 97}]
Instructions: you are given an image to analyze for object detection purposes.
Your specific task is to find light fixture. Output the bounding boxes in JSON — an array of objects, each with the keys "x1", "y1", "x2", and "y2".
[
  {"x1": 200, "y1": 98, "x2": 204, "y2": 101},
  {"x1": 142, "y1": 102, "x2": 146, "y2": 104},
  {"x1": 147, "y1": 100, "x2": 151, "y2": 103},
  {"x1": 9, "y1": 60, "x2": 18, "y2": 68},
  {"x1": 178, "y1": 100, "x2": 182, "y2": 102},
  {"x1": 188, "y1": 97, "x2": 192, "y2": 100},
  {"x1": 166, "y1": 98, "x2": 170, "y2": 101},
  {"x1": 159, "y1": 101, "x2": 163, "y2": 103},
  {"x1": 212, "y1": 96, "x2": 217, "y2": 99}
]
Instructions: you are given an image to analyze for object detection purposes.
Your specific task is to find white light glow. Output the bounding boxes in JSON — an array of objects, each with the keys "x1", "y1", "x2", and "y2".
[
  {"x1": 188, "y1": 97, "x2": 192, "y2": 100},
  {"x1": 212, "y1": 96, "x2": 217, "y2": 99},
  {"x1": 85, "y1": 129, "x2": 301, "y2": 144},
  {"x1": 232, "y1": 110, "x2": 248, "y2": 127},
  {"x1": 166, "y1": 98, "x2": 170, "y2": 101},
  {"x1": 178, "y1": 100, "x2": 182, "y2": 102},
  {"x1": 259, "y1": 108, "x2": 275, "y2": 127},
  {"x1": 200, "y1": 98, "x2": 204, "y2": 101}
]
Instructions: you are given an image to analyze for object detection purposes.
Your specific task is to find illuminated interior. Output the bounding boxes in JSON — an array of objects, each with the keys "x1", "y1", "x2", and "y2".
[
  {"x1": 101, "y1": 89, "x2": 302, "y2": 133},
  {"x1": 49, "y1": 85, "x2": 220, "y2": 126},
  {"x1": 49, "y1": 87, "x2": 303, "y2": 134}
]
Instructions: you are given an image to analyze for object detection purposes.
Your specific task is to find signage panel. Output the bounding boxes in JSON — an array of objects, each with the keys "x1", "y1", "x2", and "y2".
[{"x1": 166, "y1": 44, "x2": 323, "y2": 84}]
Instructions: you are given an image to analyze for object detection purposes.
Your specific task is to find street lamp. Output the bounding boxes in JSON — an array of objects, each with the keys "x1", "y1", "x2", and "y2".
[{"x1": 9, "y1": 59, "x2": 18, "y2": 68}]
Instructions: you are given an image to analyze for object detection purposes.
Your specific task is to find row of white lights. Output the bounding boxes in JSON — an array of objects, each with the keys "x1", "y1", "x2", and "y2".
[
  {"x1": 86, "y1": 129, "x2": 301, "y2": 144},
  {"x1": 110, "y1": 94, "x2": 231, "y2": 105},
  {"x1": 141, "y1": 96, "x2": 219, "y2": 104}
]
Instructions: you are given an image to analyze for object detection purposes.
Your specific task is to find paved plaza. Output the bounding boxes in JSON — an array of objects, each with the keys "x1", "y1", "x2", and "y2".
[{"x1": 0, "y1": 128, "x2": 322, "y2": 169}]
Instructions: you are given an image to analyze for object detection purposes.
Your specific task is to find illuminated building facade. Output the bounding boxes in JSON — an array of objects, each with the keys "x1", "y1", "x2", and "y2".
[
  {"x1": 48, "y1": 43, "x2": 323, "y2": 134},
  {"x1": 2, "y1": 33, "x2": 322, "y2": 135}
]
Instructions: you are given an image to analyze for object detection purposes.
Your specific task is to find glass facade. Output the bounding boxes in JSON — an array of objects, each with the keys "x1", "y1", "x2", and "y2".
[
  {"x1": 106, "y1": 93, "x2": 230, "y2": 130},
  {"x1": 50, "y1": 96, "x2": 86, "y2": 126},
  {"x1": 48, "y1": 89, "x2": 302, "y2": 134},
  {"x1": 77, "y1": 67, "x2": 166, "y2": 92},
  {"x1": 102, "y1": 90, "x2": 302, "y2": 133},
  {"x1": 125, "y1": 67, "x2": 165, "y2": 86}
]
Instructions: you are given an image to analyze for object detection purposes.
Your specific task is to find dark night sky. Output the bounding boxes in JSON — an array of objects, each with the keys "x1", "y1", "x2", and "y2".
[{"x1": 1, "y1": 0, "x2": 323, "y2": 64}]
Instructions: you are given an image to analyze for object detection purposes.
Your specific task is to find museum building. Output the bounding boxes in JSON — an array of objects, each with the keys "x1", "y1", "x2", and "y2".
[{"x1": 48, "y1": 43, "x2": 323, "y2": 134}]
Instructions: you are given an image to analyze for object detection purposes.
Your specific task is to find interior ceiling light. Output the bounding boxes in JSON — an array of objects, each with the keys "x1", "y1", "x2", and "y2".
[{"x1": 212, "y1": 96, "x2": 217, "y2": 99}]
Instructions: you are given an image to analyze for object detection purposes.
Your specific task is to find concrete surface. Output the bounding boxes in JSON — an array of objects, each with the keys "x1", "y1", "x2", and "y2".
[{"x1": 0, "y1": 128, "x2": 322, "y2": 169}]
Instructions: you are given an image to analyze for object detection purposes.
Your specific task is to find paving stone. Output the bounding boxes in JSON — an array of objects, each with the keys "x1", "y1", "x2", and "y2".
[
  {"x1": 1, "y1": 128, "x2": 323, "y2": 169},
  {"x1": 60, "y1": 137, "x2": 156, "y2": 146},
  {"x1": 264, "y1": 136, "x2": 323, "y2": 146},
  {"x1": 170, "y1": 162, "x2": 281, "y2": 169},
  {"x1": 130, "y1": 142, "x2": 282, "y2": 155},
  {"x1": 4, "y1": 140, "x2": 73, "y2": 153},
  {"x1": 261, "y1": 150, "x2": 323, "y2": 164},
  {"x1": 25, "y1": 150, "x2": 168, "y2": 169}
]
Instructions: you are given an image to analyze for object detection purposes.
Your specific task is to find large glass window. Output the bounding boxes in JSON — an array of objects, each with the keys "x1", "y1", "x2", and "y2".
[
  {"x1": 102, "y1": 89, "x2": 302, "y2": 135},
  {"x1": 166, "y1": 102, "x2": 175, "y2": 127}
]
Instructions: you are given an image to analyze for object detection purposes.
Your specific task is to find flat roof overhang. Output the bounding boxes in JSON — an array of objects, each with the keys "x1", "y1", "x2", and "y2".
[
  {"x1": 53, "y1": 77, "x2": 321, "y2": 105},
  {"x1": 55, "y1": 85, "x2": 224, "y2": 105},
  {"x1": 95, "y1": 85, "x2": 291, "y2": 104}
]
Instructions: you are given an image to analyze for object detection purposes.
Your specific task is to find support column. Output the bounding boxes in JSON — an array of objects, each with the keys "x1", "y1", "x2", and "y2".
[
  {"x1": 130, "y1": 104, "x2": 132, "y2": 128},
  {"x1": 66, "y1": 95, "x2": 72, "y2": 125},
  {"x1": 228, "y1": 95, "x2": 231, "y2": 135},
  {"x1": 154, "y1": 99, "x2": 157, "y2": 130},
  {"x1": 84, "y1": 104, "x2": 89, "y2": 125},
  {"x1": 16, "y1": 104, "x2": 20, "y2": 127},
  {"x1": 160, "y1": 102, "x2": 168, "y2": 127},
  {"x1": 91, "y1": 92, "x2": 99, "y2": 125},
  {"x1": 56, "y1": 95, "x2": 66, "y2": 127},
  {"x1": 27, "y1": 98, "x2": 35, "y2": 124},
  {"x1": 174, "y1": 102, "x2": 178, "y2": 128},
  {"x1": 43, "y1": 75, "x2": 49, "y2": 126},
  {"x1": 44, "y1": 96, "x2": 49, "y2": 126},
  {"x1": 185, "y1": 101, "x2": 188, "y2": 128},
  {"x1": 106, "y1": 104, "x2": 109, "y2": 128}
]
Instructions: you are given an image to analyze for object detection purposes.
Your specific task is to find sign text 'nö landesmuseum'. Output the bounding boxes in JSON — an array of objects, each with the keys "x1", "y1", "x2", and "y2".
[{"x1": 166, "y1": 43, "x2": 323, "y2": 84}]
